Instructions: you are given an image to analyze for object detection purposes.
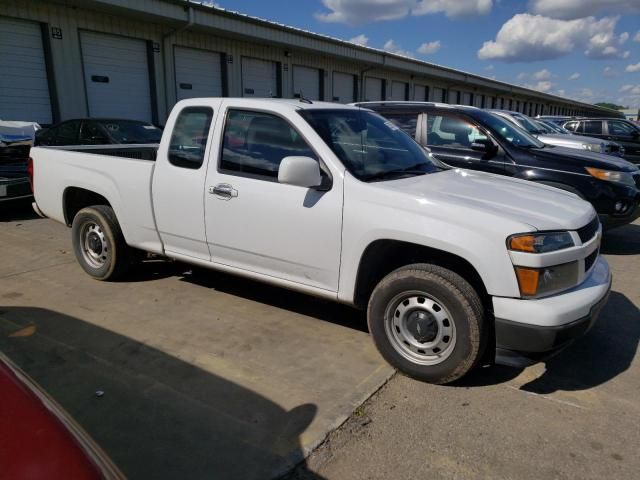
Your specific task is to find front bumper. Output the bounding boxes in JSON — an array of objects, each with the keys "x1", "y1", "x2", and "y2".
[{"x1": 493, "y1": 256, "x2": 611, "y2": 366}]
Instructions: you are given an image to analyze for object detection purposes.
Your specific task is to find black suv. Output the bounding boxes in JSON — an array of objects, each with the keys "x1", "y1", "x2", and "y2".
[
  {"x1": 562, "y1": 118, "x2": 640, "y2": 164},
  {"x1": 355, "y1": 102, "x2": 640, "y2": 228}
]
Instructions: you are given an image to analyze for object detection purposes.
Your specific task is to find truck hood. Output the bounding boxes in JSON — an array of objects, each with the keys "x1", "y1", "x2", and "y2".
[
  {"x1": 529, "y1": 145, "x2": 639, "y2": 171},
  {"x1": 373, "y1": 168, "x2": 595, "y2": 231}
]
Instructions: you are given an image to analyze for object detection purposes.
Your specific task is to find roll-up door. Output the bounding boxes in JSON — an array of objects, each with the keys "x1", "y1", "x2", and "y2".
[
  {"x1": 414, "y1": 84, "x2": 428, "y2": 101},
  {"x1": 81, "y1": 31, "x2": 152, "y2": 121},
  {"x1": 462, "y1": 92, "x2": 472, "y2": 105},
  {"x1": 0, "y1": 17, "x2": 52, "y2": 124},
  {"x1": 174, "y1": 46, "x2": 223, "y2": 101},
  {"x1": 364, "y1": 77, "x2": 384, "y2": 101},
  {"x1": 432, "y1": 87, "x2": 445, "y2": 102},
  {"x1": 448, "y1": 89, "x2": 459, "y2": 104},
  {"x1": 241, "y1": 57, "x2": 279, "y2": 98},
  {"x1": 292, "y1": 65, "x2": 321, "y2": 100},
  {"x1": 332, "y1": 72, "x2": 356, "y2": 103},
  {"x1": 474, "y1": 94, "x2": 484, "y2": 108},
  {"x1": 391, "y1": 81, "x2": 408, "y2": 101}
]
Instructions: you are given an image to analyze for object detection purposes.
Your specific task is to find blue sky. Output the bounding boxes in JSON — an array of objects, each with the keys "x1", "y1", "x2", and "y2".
[{"x1": 213, "y1": 0, "x2": 640, "y2": 108}]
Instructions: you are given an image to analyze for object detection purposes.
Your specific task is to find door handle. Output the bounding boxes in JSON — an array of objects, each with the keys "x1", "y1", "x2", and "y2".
[{"x1": 209, "y1": 183, "x2": 238, "y2": 199}]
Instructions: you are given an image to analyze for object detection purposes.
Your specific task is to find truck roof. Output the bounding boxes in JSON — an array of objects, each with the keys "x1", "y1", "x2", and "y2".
[{"x1": 175, "y1": 97, "x2": 361, "y2": 111}]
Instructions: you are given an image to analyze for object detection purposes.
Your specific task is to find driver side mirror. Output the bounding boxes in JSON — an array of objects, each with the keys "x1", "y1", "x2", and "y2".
[
  {"x1": 278, "y1": 156, "x2": 324, "y2": 189},
  {"x1": 470, "y1": 138, "x2": 498, "y2": 156}
]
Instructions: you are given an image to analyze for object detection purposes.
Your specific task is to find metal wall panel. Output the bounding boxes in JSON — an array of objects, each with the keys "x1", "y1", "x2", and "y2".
[{"x1": 0, "y1": 16, "x2": 52, "y2": 123}]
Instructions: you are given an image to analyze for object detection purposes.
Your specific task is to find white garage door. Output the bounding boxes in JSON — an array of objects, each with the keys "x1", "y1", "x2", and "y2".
[
  {"x1": 293, "y1": 65, "x2": 321, "y2": 100},
  {"x1": 364, "y1": 77, "x2": 384, "y2": 101},
  {"x1": 332, "y1": 72, "x2": 355, "y2": 103},
  {"x1": 0, "y1": 17, "x2": 52, "y2": 124},
  {"x1": 414, "y1": 84, "x2": 427, "y2": 101},
  {"x1": 390, "y1": 81, "x2": 408, "y2": 101},
  {"x1": 448, "y1": 89, "x2": 459, "y2": 104},
  {"x1": 174, "y1": 46, "x2": 223, "y2": 101},
  {"x1": 432, "y1": 87, "x2": 445, "y2": 102},
  {"x1": 462, "y1": 92, "x2": 472, "y2": 105},
  {"x1": 474, "y1": 94, "x2": 484, "y2": 108},
  {"x1": 81, "y1": 31, "x2": 152, "y2": 121},
  {"x1": 242, "y1": 57, "x2": 278, "y2": 98}
]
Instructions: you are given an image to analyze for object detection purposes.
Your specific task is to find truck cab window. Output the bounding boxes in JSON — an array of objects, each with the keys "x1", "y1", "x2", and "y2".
[
  {"x1": 428, "y1": 115, "x2": 486, "y2": 148},
  {"x1": 220, "y1": 109, "x2": 316, "y2": 180},
  {"x1": 168, "y1": 107, "x2": 213, "y2": 169}
]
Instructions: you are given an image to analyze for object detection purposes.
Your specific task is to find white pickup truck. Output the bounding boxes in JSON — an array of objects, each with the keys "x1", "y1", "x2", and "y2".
[{"x1": 30, "y1": 98, "x2": 611, "y2": 383}]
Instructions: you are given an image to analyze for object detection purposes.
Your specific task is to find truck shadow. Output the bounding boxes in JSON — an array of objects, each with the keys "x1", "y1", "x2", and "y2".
[
  {"x1": 0, "y1": 307, "x2": 325, "y2": 480},
  {"x1": 457, "y1": 291, "x2": 640, "y2": 393},
  {"x1": 179, "y1": 266, "x2": 369, "y2": 333},
  {"x1": 601, "y1": 223, "x2": 640, "y2": 255}
]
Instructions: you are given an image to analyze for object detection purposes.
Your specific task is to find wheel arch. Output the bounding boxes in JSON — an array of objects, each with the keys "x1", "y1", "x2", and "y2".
[
  {"x1": 63, "y1": 186, "x2": 113, "y2": 227},
  {"x1": 352, "y1": 239, "x2": 490, "y2": 311}
]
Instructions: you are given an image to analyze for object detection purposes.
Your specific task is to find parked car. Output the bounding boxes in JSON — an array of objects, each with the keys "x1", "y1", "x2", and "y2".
[
  {"x1": 490, "y1": 110, "x2": 624, "y2": 157},
  {"x1": 536, "y1": 119, "x2": 576, "y2": 135},
  {"x1": 30, "y1": 98, "x2": 613, "y2": 384},
  {"x1": 561, "y1": 118, "x2": 640, "y2": 164},
  {"x1": 356, "y1": 101, "x2": 640, "y2": 229},
  {"x1": 0, "y1": 133, "x2": 32, "y2": 203},
  {"x1": 536, "y1": 115, "x2": 572, "y2": 125},
  {"x1": 0, "y1": 353, "x2": 124, "y2": 479},
  {"x1": 35, "y1": 118, "x2": 162, "y2": 146}
]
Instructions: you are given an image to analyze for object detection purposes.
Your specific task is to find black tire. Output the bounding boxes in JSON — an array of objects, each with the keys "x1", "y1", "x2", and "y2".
[
  {"x1": 367, "y1": 264, "x2": 486, "y2": 384},
  {"x1": 71, "y1": 205, "x2": 130, "y2": 281}
]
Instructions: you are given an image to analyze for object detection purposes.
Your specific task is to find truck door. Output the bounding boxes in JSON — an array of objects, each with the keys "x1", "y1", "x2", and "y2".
[
  {"x1": 152, "y1": 101, "x2": 221, "y2": 259},
  {"x1": 203, "y1": 106, "x2": 343, "y2": 292}
]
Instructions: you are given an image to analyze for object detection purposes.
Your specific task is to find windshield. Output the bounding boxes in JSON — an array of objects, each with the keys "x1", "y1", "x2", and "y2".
[
  {"x1": 473, "y1": 111, "x2": 546, "y2": 148},
  {"x1": 299, "y1": 108, "x2": 440, "y2": 181},
  {"x1": 99, "y1": 120, "x2": 162, "y2": 144},
  {"x1": 511, "y1": 113, "x2": 546, "y2": 134},
  {"x1": 537, "y1": 120, "x2": 567, "y2": 134}
]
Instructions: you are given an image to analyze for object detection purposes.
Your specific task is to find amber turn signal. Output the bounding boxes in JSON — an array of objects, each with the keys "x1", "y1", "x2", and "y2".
[
  {"x1": 514, "y1": 267, "x2": 540, "y2": 297},
  {"x1": 508, "y1": 235, "x2": 536, "y2": 253}
]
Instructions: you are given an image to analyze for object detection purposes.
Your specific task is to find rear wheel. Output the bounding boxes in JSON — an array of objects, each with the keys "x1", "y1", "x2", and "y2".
[
  {"x1": 367, "y1": 264, "x2": 486, "y2": 384},
  {"x1": 71, "y1": 205, "x2": 130, "y2": 281}
]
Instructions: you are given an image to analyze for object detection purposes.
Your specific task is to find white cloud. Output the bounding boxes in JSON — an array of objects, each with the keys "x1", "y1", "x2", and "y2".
[
  {"x1": 316, "y1": 0, "x2": 491, "y2": 25},
  {"x1": 484, "y1": 64, "x2": 494, "y2": 71},
  {"x1": 635, "y1": 31, "x2": 640, "y2": 42},
  {"x1": 568, "y1": 72, "x2": 580, "y2": 80},
  {"x1": 528, "y1": 0, "x2": 640, "y2": 20},
  {"x1": 620, "y1": 84, "x2": 640, "y2": 94},
  {"x1": 349, "y1": 33, "x2": 369, "y2": 45},
  {"x1": 524, "y1": 80, "x2": 554, "y2": 92},
  {"x1": 383, "y1": 39, "x2": 413, "y2": 57},
  {"x1": 478, "y1": 14, "x2": 629, "y2": 62},
  {"x1": 574, "y1": 87, "x2": 595, "y2": 101},
  {"x1": 603, "y1": 66, "x2": 618, "y2": 77},
  {"x1": 626, "y1": 62, "x2": 640, "y2": 72},
  {"x1": 412, "y1": 0, "x2": 492, "y2": 18},
  {"x1": 417, "y1": 40, "x2": 441, "y2": 54},
  {"x1": 533, "y1": 68, "x2": 552, "y2": 80},
  {"x1": 556, "y1": 89, "x2": 566, "y2": 96},
  {"x1": 619, "y1": 32, "x2": 630, "y2": 44}
]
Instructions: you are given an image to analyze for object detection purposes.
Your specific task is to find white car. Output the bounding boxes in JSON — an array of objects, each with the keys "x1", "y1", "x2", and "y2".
[
  {"x1": 491, "y1": 110, "x2": 623, "y2": 156},
  {"x1": 29, "y1": 98, "x2": 611, "y2": 383}
]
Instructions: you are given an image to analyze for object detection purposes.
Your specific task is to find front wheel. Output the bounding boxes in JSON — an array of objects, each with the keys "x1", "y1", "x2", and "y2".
[
  {"x1": 367, "y1": 264, "x2": 486, "y2": 384},
  {"x1": 71, "y1": 205, "x2": 131, "y2": 281}
]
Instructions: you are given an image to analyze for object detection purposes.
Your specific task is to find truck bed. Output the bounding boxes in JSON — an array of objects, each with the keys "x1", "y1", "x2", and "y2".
[{"x1": 30, "y1": 145, "x2": 163, "y2": 254}]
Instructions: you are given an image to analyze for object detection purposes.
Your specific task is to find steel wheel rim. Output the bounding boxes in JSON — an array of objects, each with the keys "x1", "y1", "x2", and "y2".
[
  {"x1": 384, "y1": 291, "x2": 456, "y2": 366},
  {"x1": 80, "y1": 222, "x2": 109, "y2": 269}
]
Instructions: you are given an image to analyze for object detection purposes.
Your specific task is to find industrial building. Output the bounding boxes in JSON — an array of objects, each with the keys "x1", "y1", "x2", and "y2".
[{"x1": 0, "y1": 0, "x2": 618, "y2": 126}]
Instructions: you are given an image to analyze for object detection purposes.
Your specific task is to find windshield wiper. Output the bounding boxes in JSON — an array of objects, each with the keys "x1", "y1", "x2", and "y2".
[{"x1": 362, "y1": 163, "x2": 431, "y2": 182}]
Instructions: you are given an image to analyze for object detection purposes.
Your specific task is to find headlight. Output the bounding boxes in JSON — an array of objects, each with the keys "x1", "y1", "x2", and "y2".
[
  {"x1": 582, "y1": 142, "x2": 604, "y2": 153},
  {"x1": 508, "y1": 232, "x2": 574, "y2": 253},
  {"x1": 585, "y1": 167, "x2": 636, "y2": 187},
  {"x1": 514, "y1": 262, "x2": 580, "y2": 298}
]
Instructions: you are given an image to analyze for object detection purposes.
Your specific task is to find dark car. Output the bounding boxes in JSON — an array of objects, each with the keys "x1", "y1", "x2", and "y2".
[
  {"x1": 0, "y1": 135, "x2": 32, "y2": 203},
  {"x1": 562, "y1": 118, "x2": 640, "y2": 164},
  {"x1": 35, "y1": 118, "x2": 162, "y2": 146},
  {"x1": 355, "y1": 102, "x2": 640, "y2": 228}
]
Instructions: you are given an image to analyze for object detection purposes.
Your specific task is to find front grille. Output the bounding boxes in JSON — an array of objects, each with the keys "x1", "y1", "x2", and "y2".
[
  {"x1": 584, "y1": 249, "x2": 598, "y2": 272},
  {"x1": 577, "y1": 216, "x2": 599, "y2": 244}
]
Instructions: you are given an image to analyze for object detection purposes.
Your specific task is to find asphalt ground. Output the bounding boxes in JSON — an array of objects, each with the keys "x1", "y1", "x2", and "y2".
[{"x1": 1, "y1": 201, "x2": 638, "y2": 480}]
